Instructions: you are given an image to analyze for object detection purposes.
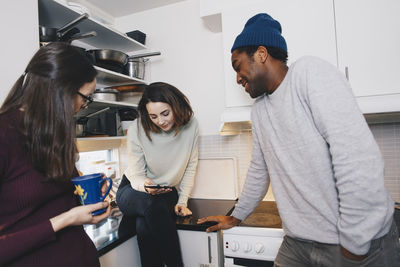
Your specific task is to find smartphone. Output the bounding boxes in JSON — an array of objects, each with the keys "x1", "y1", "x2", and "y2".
[{"x1": 144, "y1": 184, "x2": 173, "y2": 189}]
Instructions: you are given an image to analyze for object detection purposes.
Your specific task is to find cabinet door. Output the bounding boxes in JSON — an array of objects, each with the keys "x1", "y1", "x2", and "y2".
[
  {"x1": 222, "y1": 0, "x2": 337, "y2": 107},
  {"x1": 99, "y1": 236, "x2": 142, "y2": 267},
  {"x1": 178, "y1": 230, "x2": 220, "y2": 266},
  {"x1": 335, "y1": 0, "x2": 400, "y2": 97}
]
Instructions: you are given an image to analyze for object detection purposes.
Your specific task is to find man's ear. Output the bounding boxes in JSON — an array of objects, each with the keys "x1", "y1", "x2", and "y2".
[{"x1": 256, "y1": 46, "x2": 268, "y2": 63}]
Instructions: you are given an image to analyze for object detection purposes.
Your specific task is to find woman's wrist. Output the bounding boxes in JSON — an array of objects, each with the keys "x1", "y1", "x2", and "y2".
[{"x1": 49, "y1": 210, "x2": 73, "y2": 232}]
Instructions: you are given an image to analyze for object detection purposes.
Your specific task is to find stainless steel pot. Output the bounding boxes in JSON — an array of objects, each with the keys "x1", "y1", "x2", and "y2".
[
  {"x1": 123, "y1": 52, "x2": 161, "y2": 79},
  {"x1": 93, "y1": 88, "x2": 119, "y2": 101},
  {"x1": 117, "y1": 91, "x2": 143, "y2": 103},
  {"x1": 124, "y1": 58, "x2": 147, "y2": 79}
]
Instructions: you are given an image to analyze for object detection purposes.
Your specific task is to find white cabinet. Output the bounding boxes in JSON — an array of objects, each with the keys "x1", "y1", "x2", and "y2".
[
  {"x1": 178, "y1": 230, "x2": 222, "y2": 267},
  {"x1": 221, "y1": 0, "x2": 337, "y2": 107},
  {"x1": 334, "y1": 0, "x2": 400, "y2": 98},
  {"x1": 99, "y1": 236, "x2": 142, "y2": 267}
]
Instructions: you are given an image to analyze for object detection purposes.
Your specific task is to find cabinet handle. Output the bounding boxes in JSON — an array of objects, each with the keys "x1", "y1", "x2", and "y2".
[
  {"x1": 207, "y1": 236, "x2": 212, "y2": 263},
  {"x1": 345, "y1": 66, "x2": 349, "y2": 81}
]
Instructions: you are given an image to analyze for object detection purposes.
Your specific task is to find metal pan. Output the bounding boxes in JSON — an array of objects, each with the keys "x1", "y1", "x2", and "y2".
[
  {"x1": 67, "y1": 31, "x2": 97, "y2": 43},
  {"x1": 39, "y1": 13, "x2": 89, "y2": 42},
  {"x1": 87, "y1": 49, "x2": 129, "y2": 73}
]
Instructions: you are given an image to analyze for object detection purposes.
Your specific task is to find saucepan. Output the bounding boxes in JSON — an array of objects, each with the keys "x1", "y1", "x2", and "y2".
[
  {"x1": 124, "y1": 52, "x2": 161, "y2": 79},
  {"x1": 39, "y1": 13, "x2": 89, "y2": 42}
]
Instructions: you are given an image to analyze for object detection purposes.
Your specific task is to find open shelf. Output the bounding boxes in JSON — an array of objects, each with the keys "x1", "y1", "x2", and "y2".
[
  {"x1": 95, "y1": 66, "x2": 148, "y2": 87},
  {"x1": 38, "y1": 0, "x2": 147, "y2": 53},
  {"x1": 77, "y1": 136, "x2": 127, "y2": 141}
]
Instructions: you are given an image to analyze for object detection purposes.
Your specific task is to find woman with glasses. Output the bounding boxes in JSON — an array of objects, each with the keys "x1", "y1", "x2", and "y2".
[
  {"x1": 116, "y1": 82, "x2": 199, "y2": 267},
  {"x1": 0, "y1": 42, "x2": 110, "y2": 266}
]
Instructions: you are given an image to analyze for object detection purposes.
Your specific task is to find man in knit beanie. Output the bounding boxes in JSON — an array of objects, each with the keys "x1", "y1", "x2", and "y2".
[{"x1": 199, "y1": 13, "x2": 399, "y2": 266}]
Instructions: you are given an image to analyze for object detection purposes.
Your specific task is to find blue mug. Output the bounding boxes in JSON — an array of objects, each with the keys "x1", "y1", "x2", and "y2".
[{"x1": 72, "y1": 173, "x2": 113, "y2": 215}]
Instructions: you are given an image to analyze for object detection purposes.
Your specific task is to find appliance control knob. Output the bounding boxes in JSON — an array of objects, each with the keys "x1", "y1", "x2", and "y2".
[
  {"x1": 243, "y1": 242, "x2": 252, "y2": 253},
  {"x1": 230, "y1": 241, "x2": 240, "y2": 252},
  {"x1": 254, "y1": 243, "x2": 265, "y2": 254}
]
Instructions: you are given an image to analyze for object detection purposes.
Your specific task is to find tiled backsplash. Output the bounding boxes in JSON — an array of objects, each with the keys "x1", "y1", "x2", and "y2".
[
  {"x1": 119, "y1": 122, "x2": 400, "y2": 203},
  {"x1": 369, "y1": 123, "x2": 400, "y2": 202},
  {"x1": 198, "y1": 122, "x2": 400, "y2": 203}
]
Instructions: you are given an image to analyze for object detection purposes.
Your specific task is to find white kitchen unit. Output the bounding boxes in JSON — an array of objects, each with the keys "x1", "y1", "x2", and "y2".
[
  {"x1": 221, "y1": 0, "x2": 337, "y2": 108},
  {"x1": 335, "y1": 0, "x2": 400, "y2": 114},
  {"x1": 99, "y1": 236, "x2": 142, "y2": 267},
  {"x1": 334, "y1": 0, "x2": 400, "y2": 97}
]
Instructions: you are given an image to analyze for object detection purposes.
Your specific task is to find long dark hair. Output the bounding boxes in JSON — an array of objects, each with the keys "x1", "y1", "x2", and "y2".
[
  {"x1": 138, "y1": 82, "x2": 193, "y2": 141},
  {"x1": 0, "y1": 43, "x2": 97, "y2": 182}
]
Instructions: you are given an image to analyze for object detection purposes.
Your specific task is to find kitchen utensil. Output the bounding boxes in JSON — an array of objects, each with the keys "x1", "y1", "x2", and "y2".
[
  {"x1": 87, "y1": 49, "x2": 129, "y2": 73},
  {"x1": 128, "y1": 51, "x2": 161, "y2": 59},
  {"x1": 110, "y1": 84, "x2": 145, "y2": 92},
  {"x1": 58, "y1": 27, "x2": 80, "y2": 42},
  {"x1": 76, "y1": 107, "x2": 110, "y2": 137},
  {"x1": 117, "y1": 91, "x2": 143, "y2": 103},
  {"x1": 123, "y1": 52, "x2": 161, "y2": 79},
  {"x1": 93, "y1": 88, "x2": 119, "y2": 101},
  {"x1": 118, "y1": 108, "x2": 138, "y2": 121},
  {"x1": 124, "y1": 58, "x2": 147, "y2": 79},
  {"x1": 39, "y1": 13, "x2": 89, "y2": 42},
  {"x1": 67, "y1": 31, "x2": 97, "y2": 43}
]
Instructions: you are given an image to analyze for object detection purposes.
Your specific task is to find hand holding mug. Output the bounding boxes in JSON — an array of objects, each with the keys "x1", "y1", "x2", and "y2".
[
  {"x1": 50, "y1": 201, "x2": 111, "y2": 232},
  {"x1": 72, "y1": 173, "x2": 113, "y2": 215}
]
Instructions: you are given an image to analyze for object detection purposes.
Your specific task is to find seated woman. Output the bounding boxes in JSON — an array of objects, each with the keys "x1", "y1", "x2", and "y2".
[{"x1": 116, "y1": 82, "x2": 199, "y2": 267}]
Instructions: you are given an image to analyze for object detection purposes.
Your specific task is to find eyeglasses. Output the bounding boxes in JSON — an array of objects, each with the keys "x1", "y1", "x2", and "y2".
[{"x1": 77, "y1": 91, "x2": 94, "y2": 107}]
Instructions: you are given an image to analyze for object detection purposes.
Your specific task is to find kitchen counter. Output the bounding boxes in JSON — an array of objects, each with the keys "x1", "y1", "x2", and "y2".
[
  {"x1": 89, "y1": 198, "x2": 237, "y2": 256},
  {"x1": 176, "y1": 198, "x2": 237, "y2": 231}
]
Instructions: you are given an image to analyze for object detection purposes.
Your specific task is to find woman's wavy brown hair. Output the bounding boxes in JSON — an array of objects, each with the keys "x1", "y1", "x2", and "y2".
[
  {"x1": 0, "y1": 43, "x2": 97, "y2": 182},
  {"x1": 137, "y1": 82, "x2": 193, "y2": 141}
]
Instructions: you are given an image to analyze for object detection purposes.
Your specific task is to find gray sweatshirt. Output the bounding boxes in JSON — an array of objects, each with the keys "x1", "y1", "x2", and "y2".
[
  {"x1": 124, "y1": 117, "x2": 199, "y2": 206},
  {"x1": 232, "y1": 56, "x2": 394, "y2": 255}
]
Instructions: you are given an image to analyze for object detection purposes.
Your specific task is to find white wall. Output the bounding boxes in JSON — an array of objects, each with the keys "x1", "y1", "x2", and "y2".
[
  {"x1": 0, "y1": 0, "x2": 39, "y2": 105},
  {"x1": 116, "y1": 0, "x2": 225, "y2": 135}
]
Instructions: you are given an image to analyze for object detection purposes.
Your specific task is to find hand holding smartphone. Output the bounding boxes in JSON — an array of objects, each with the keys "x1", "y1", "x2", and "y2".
[{"x1": 144, "y1": 184, "x2": 173, "y2": 189}]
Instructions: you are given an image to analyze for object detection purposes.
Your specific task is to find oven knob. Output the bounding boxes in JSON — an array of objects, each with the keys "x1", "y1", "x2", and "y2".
[
  {"x1": 243, "y1": 242, "x2": 252, "y2": 253},
  {"x1": 254, "y1": 243, "x2": 265, "y2": 254},
  {"x1": 230, "y1": 241, "x2": 240, "y2": 252}
]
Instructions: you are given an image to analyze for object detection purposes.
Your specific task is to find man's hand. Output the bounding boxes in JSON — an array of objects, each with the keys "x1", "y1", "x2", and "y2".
[
  {"x1": 197, "y1": 215, "x2": 241, "y2": 232},
  {"x1": 340, "y1": 246, "x2": 367, "y2": 261}
]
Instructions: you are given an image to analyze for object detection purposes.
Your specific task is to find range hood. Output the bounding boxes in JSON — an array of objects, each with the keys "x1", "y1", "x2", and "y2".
[{"x1": 219, "y1": 106, "x2": 252, "y2": 135}]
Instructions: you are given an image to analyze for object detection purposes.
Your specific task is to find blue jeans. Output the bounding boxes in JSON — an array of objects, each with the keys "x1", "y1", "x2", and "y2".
[
  {"x1": 274, "y1": 219, "x2": 400, "y2": 267},
  {"x1": 116, "y1": 176, "x2": 183, "y2": 267}
]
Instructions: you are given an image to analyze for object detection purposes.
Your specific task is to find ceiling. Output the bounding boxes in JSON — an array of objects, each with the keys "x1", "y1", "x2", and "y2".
[{"x1": 84, "y1": 0, "x2": 184, "y2": 17}]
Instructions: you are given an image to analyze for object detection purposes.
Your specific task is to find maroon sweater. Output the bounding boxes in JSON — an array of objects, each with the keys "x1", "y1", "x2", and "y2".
[{"x1": 0, "y1": 110, "x2": 99, "y2": 267}]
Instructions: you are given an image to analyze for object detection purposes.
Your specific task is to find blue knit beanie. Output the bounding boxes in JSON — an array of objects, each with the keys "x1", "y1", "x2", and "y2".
[{"x1": 231, "y1": 13, "x2": 287, "y2": 53}]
